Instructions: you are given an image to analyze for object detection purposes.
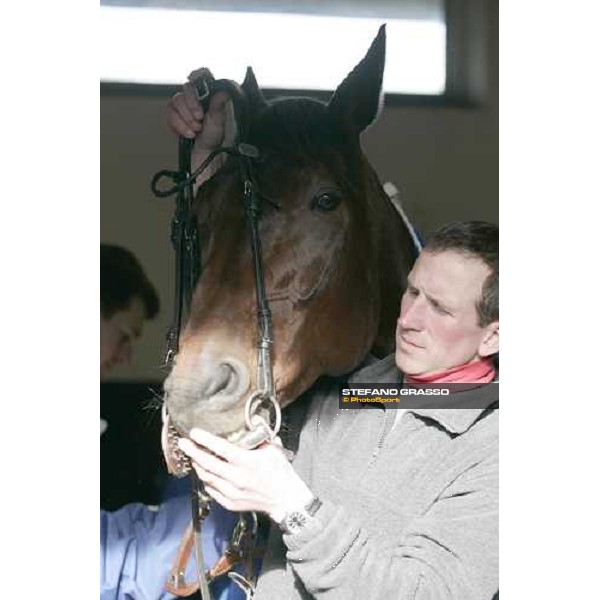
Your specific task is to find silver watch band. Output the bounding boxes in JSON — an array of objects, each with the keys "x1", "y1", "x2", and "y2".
[
  {"x1": 305, "y1": 496, "x2": 323, "y2": 517},
  {"x1": 279, "y1": 496, "x2": 323, "y2": 534}
]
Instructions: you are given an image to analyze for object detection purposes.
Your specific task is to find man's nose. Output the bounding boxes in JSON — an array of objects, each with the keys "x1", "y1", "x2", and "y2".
[{"x1": 399, "y1": 296, "x2": 424, "y2": 330}]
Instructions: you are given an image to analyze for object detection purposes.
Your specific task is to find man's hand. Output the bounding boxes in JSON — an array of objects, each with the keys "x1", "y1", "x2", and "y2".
[
  {"x1": 166, "y1": 67, "x2": 231, "y2": 190},
  {"x1": 178, "y1": 429, "x2": 314, "y2": 523},
  {"x1": 166, "y1": 68, "x2": 229, "y2": 150}
]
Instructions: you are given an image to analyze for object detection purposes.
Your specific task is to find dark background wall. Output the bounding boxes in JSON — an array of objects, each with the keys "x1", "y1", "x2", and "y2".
[{"x1": 100, "y1": 383, "x2": 166, "y2": 509}]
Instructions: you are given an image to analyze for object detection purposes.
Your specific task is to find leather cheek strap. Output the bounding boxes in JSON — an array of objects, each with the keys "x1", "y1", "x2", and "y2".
[
  {"x1": 165, "y1": 522, "x2": 199, "y2": 596},
  {"x1": 165, "y1": 521, "x2": 251, "y2": 596}
]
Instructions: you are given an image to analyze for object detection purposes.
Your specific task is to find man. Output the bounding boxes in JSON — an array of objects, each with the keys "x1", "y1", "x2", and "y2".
[
  {"x1": 101, "y1": 243, "x2": 160, "y2": 377},
  {"x1": 100, "y1": 242, "x2": 186, "y2": 600},
  {"x1": 100, "y1": 243, "x2": 159, "y2": 435},
  {"x1": 178, "y1": 220, "x2": 499, "y2": 600}
]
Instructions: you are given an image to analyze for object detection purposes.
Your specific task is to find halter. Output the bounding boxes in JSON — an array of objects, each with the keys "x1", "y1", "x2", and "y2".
[{"x1": 151, "y1": 76, "x2": 281, "y2": 599}]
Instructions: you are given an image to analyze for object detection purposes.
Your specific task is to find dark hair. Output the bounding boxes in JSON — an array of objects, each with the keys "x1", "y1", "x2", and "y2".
[
  {"x1": 101, "y1": 244, "x2": 159, "y2": 319},
  {"x1": 424, "y1": 221, "x2": 498, "y2": 326}
]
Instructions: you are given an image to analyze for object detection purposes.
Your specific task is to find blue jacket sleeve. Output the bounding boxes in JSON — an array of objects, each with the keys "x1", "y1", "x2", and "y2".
[{"x1": 100, "y1": 495, "x2": 242, "y2": 600}]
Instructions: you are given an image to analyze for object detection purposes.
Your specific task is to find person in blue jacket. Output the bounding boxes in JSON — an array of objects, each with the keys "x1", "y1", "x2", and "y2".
[
  {"x1": 100, "y1": 244, "x2": 244, "y2": 599},
  {"x1": 100, "y1": 495, "x2": 243, "y2": 600}
]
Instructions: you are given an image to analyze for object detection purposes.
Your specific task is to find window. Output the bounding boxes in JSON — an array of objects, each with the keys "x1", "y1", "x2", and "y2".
[{"x1": 100, "y1": 1, "x2": 446, "y2": 95}]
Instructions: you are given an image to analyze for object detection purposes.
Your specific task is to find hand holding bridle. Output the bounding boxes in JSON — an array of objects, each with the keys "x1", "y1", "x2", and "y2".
[
  {"x1": 178, "y1": 428, "x2": 315, "y2": 524},
  {"x1": 167, "y1": 68, "x2": 229, "y2": 148},
  {"x1": 166, "y1": 68, "x2": 233, "y2": 194}
]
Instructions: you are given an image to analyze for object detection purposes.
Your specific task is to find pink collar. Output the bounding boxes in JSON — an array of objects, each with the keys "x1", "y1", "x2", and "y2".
[{"x1": 405, "y1": 358, "x2": 496, "y2": 384}]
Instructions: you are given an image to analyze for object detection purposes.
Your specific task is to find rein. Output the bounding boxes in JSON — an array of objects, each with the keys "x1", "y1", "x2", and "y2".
[{"x1": 151, "y1": 76, "x2": 281, "y2": 599}]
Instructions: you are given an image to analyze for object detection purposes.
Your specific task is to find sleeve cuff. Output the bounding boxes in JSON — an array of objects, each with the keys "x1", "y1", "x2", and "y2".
[{"x1": 281, "y1": 499, "x2": 339, "y2": 552}]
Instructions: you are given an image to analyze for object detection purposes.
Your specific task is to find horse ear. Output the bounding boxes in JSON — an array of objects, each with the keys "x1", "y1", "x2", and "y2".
[
  {"x1": 327, "y1": 24, "x2": 386, "y2": 135},
  {"x1": 241, "y1": 67, "x2": 267, "y2": 115}
]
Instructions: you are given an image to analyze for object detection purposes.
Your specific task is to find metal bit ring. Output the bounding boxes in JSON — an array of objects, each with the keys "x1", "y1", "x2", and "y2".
[{"x1": 244, "y1": 391, "x2": 281, "y2": 439}]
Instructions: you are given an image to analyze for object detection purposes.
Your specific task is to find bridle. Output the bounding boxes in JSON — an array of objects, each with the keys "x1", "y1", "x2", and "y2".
[
  {"x1": 152, "y1": 77, "x2": 281, "y2": 435},
  {"x1": 151, "y1": 76, "x2": 282, "y2": 599}
]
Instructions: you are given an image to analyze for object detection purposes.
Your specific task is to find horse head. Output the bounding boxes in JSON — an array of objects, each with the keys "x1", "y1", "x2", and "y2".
[{"x1": 163, "y1": 26, "x2": 416, "y2": 443}]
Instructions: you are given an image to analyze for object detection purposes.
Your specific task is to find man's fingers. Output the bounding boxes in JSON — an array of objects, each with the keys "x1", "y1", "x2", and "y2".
[
  {"x1": 181, "y1": 82, "x2": 206, "y2": 120},
  {"x1": 166, "y1": 107, "x2": 196, "y2": 139},
  {"x1": 191, "y1": 463, "x2": 232, "y2": 492},
  {"x1": 202, "y1": 483, "x2": 236, "y2": 511},
  {"x1": 188, "y1": 428, "x2": 243, "y2": 462},
  {"x1": 206, "y1": 91, "x2": 229, "y2": 122},
  {"x1": 178, "y1": 438, "x2": 241, "y2": 481},
  {"x1": 172, "y1": 91, "x2": 202, "y2": 130},
  {"x1": 167, "y1": 93, "x2": 200, "y2": 138}
]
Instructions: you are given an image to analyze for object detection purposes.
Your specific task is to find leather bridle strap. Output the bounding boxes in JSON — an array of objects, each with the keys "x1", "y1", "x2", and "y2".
[
  {"x1": 151, "y1": 75, "x2": 248, "y2": 367},
  {"x1": 190, "y1": 471, "x2": 212, "y2": 600},
  {"x1": 239, "y1": 149, "x2": 276, "y2": 404},
  {"x1": 166, "y1": 521, "x2": 198, "y2": 596},
  {"x1": 151, "y1": 144, "x2": 238, "y2": 366},
  {"x1": 168, "y1": 136, "x2": 196, "y2": 365},
  {"x1": 151, "y1": 140, "x2": 279, "y2": 416}
]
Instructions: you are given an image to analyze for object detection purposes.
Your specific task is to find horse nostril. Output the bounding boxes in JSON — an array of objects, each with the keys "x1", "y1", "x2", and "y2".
[
  {"x1": 167, "y1": 357, "x2": 250, "y2": 411},
  {"x1": 204, "y1": 363, "x2": 236, "y2": 397}
]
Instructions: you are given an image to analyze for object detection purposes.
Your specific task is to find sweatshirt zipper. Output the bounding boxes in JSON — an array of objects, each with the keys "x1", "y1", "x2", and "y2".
[{"x1": 364, "y1": 409, "x2": 391, "y2": 472}]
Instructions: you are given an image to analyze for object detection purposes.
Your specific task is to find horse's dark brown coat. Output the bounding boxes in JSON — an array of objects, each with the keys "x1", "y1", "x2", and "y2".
[{"x1": 164, "y1": 27, "x2": 416, "y2": 438}]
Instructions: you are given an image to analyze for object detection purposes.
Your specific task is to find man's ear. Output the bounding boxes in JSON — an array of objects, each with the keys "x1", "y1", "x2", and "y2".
[{"x1": 478, "y1": 322, "x2": 499, "y2": 358}]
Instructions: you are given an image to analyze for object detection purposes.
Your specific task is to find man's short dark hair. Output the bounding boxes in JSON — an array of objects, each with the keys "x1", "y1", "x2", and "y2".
[
  {"x1": 424, "y1": 221, "x2": 498, "y2": 326},
  {"x1": 101, "y1": 244, "x2": 160, "y2": 319}
]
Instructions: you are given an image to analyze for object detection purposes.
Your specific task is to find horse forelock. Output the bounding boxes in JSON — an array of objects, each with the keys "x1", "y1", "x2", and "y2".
[
  {"x1": 245, "y1": 96, "x2": 363, "y2": 200},
  {"x1": 249, "y1": 98, "x2": 346, "y2": 159}
]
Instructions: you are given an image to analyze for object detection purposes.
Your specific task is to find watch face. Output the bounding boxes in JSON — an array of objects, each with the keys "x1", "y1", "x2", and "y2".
[{"x1": 286, "y1": 511, "x2": 308, "y2": 531}]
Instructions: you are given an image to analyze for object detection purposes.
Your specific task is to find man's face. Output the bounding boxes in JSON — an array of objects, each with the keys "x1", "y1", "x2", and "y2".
[
  {"x1": 395, "y1": 250, "x2": 498, "y2": 376},
  {"x1": 100, "y1": 296, "x2": 146, "y2": 377}
]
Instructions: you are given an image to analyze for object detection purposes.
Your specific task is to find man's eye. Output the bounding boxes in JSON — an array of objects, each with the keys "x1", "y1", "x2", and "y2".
[
  {"x1": 407, "y1": 288, "x2": 418, "y2": 296},
  {"x1": 432, "y1": 302, "x2": 450, "y2": 315}
]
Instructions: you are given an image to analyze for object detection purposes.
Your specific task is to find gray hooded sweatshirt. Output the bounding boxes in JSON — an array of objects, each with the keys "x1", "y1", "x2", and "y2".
[{"x1": 254, "y1": 355, "x2": 499, "y2": 600}]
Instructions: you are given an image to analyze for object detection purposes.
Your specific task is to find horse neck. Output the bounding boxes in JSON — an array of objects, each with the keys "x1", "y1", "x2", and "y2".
[{"x1": 364, "y1": 168, "x2": 416, "y2": 357}]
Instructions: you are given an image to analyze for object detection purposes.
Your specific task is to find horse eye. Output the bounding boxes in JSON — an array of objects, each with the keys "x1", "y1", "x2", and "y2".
[{"x1": 311, "y1": 191, "x2": 342, "y2": 212}]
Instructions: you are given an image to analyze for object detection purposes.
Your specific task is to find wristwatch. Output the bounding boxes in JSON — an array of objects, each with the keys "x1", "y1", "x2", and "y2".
[{"x1": 279, "y1": 496, "x2": 323, "y2": 535}]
